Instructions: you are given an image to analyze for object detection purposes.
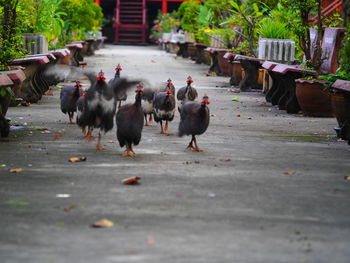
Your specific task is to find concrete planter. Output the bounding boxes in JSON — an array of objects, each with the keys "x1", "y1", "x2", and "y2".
[
  {"x1": 22, "y1": 33, "x2": 48, "y2": 55},
  {"x1": 258, "y1": 38, "x2": 295, "y2": 64}
]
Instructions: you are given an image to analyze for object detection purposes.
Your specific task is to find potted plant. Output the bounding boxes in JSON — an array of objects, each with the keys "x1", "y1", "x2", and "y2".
[
  {"x1": 0, "y1": 0, "x2": 26, "y2": 115},
  {"x1": 277, "y1": 0, "x2": 338, "y2": 116}
]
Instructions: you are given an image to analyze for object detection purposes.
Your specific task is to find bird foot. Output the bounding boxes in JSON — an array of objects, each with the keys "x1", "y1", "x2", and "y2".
[
  {"x1": 122, "y1": 151, "x2": 136, "y2": 157},
  {"x1": 166, "y1": 133, "x2": 174, "y2": 136},
  {"x1": 96, "y1": 143, "x2": 105, "y2": 150},
  {"x1": 160, "y1": 130, "x2": 166, "y2": 135},
  {"x1": 68, "y1": 121, "x2": 76, "y2": 125},
  {"x1": 85, "y1": 135, "x2": 95, "y2": 142},
  {"x1": 144, "y1": 123, "x2": 152, "y2": 127},
  {"x1": 192, "y1": 147, "x2": 203, "y2": 152},
  {"x1": 82, "y1": 128, "x2": 87, "y2": 135}
]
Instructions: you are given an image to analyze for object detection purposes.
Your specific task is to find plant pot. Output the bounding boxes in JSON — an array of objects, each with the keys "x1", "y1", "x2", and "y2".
[
  {"x1": 217, "y1": 50, "x2": 231, "y2": 77},
  {"x1": 330, "y1": 91, "x2": 350, "y2": 141},
  {"x1": 295, "y1": 79, "x2": 333, "y2": 117}
]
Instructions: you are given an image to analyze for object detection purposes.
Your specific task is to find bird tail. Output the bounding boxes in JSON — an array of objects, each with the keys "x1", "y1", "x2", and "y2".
[{"x1": 111, "y1": 78, "x2": 145, "y2": 98}]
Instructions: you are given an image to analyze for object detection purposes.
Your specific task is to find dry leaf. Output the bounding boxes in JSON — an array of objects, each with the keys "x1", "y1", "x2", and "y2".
[
  {"x1": 54, "y1": 133, "x2": 64, "y2": 140},
  {"x1": 236, "y1": 114, "x2": 241, "y2": 117},
  {"x1": 106, "y1": 140, "x2": 113, "y2": 143},
  {"x1": 344, "y1": 175, "x2": 350, "y2": 180},
  {"x1": 122, "y1": 176, "x2": 141, "y2": 185},
  {"x1": 64, "y1": 205, "x2": 79, "y2": 212},
  {"x1": 9, "y1": 168, "x2": 23, "y2": 173},
  {"x1": 284, "y1": 171, "x2": 296, "y2": 175},
  {"x1": 92, "y1": 219, "x2": 113, "y2": 228},
  {"x1": 69, "y1": 156, "x2": 87, "y2": 163}
]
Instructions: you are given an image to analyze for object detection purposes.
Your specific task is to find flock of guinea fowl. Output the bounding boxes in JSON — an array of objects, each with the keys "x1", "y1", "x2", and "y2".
[{"x1": 59, "y1": 64, "x2": 210, "y2": 157}]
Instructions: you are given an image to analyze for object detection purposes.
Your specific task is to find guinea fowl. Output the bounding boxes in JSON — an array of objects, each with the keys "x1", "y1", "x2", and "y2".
[
  {"x1": 60, "y1": 81, "x2": 82, "y2": 124},
  {"x1": 141, "y1": 86, "x2": 155, "y2": 126},
  {"x1": 177, "y1": 76, "x2": 198, "y2": 105},
  {"x1": 178, "y1": 95, "x2": 210, "y2": 152},
  {"x1": 76, "y1": 91, "x2": 87, "y2": 135},
  {"x1": 153, "y1": 86, "x2": 176, "y2": 135},
  {"x1": 108, "y1": 64, "x2": 127, "y2": 108},
  {"x1": 81, "y1": 71, "x2": 116, "y2": 150},
  {"x1": 116, "y1": 84, "x2": 144, "y2": 157},
  {"x1": 160, "y1": 78, "x2": 175, "y2": 95}
]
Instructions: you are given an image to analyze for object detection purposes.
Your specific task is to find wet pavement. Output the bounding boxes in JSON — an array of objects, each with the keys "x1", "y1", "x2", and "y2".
[{"x1": 0, "y1": 45, "x2": 350, "y2": 263}]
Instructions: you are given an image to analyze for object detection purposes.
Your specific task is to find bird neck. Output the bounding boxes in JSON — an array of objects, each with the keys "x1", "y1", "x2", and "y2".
[
  {"x1": 115, "y1": 71, "x2": 120, "y2": 77},
  {"x1": 134, "y1": 93, "x2": 142, "y2": 106}
]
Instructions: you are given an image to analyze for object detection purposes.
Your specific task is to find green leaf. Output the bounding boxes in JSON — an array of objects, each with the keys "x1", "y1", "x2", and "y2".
[
  {"x1": 5, "y1": 87, "x2": 15, "y2": 97},
  {"x1": 0, "y1": 89, "x2": 6, "y2": 97}
]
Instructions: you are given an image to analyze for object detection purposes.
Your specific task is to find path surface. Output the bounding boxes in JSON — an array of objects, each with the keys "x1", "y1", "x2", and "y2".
[{"x1": 0, "y1": 45, "x2": 350, "y2": 263}]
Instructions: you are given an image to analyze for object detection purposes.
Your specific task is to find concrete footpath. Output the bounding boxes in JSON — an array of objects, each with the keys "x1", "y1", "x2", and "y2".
[{"x1": 0, "y1": 45, "x2": 349, "y2": 263}]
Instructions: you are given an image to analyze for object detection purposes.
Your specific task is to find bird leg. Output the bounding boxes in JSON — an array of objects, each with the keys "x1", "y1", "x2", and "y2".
[
  {"x1": 164, "y1": 120, "x2": 169, "y2": 132},
  {"x1": 85, "y1": 127, "x2": 94, "y2": 142},
  {"x1": 148, "y1": 114, "x2": 153, "y2": 123},
  {"x1": 192, "y1": 136, "x2": 203, "y2": 152},
  {"x1": 186, "y1": 135, "x2": 195, "y2": 151},
  {"x1": 122, "y1": 144, "x2": 136, "y2": 157},
  {"x1": 160, "y1": 121, "x2": 166, "y2": 134},
  {"x1": 68, "y1": 113, "x2": 76, "y2": 124},
  {"x1": 82, "y1": 127, "x2": 87, "y2": 136},
  {"x1": 118, "y1": 101, "x2": 122, "y2": 109},
  {"x1": 144, "y1": 114, "x2": 150, "y2": 127},
  {"x1": 95, "y1": 131, "x2": 105, "y2": 150}
]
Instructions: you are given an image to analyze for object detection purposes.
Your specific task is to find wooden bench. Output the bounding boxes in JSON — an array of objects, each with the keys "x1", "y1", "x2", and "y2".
[
  {"x1": 262, "y1": 27, "x2": 346, "y2": 113},
  {"x1": 66, "y1": 43, "x2": 84, "y2": 67},
  {"x1": 234, "y1": 55, "x2": 264, "y2": 91},
  {"x1": 11, "y1": 56, "x2": 50, "y2": 103},
  {"x1": 223, "y1": 53, "x2": 243, "y2": 86}
]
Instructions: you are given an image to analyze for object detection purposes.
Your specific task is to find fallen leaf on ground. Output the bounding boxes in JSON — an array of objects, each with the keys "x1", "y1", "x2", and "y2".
[
  {"x1": 92, "y1": 219, "x2": 113, "y2": 228},
  {"x1": 236, "y1": 114, "x2": 241, "y2": 117},
  {"x1": 69, "y1": 156, "x2": 87, "y2": 163},
  {"x1": 6, "y1": 200, "x2": 29, "y2": 206},
  {"x1": 0, "y1": 164, "x2": 6, "y2": 167},
  {"x1": 64, "y1": 205, "x2": 79, "y2": 212},
  {"x1": 9, "y1": 168, "x2": 23, "y2": 173},
  {"x1": 147, "y1": 238, "x2": 155, "y2": 245},
  {"x1": 37, "y1": 127, "x2": 48, "y2": 131},
  {"x1": 231, "y1": 97, "x2": 239, "y2": 102},
  {"x1": 106, "y1": 140, "x2": 113, "y2": 143},
  {"x1": 54, "y1": 133, "x2": 64, "y2": 140},
  {"x1": 284, "y1": 171, "x2": 296, "y2": 175},
  {"x1": 122, "y1": 176, "x2": 141, "y2": 185},
  {"x1": 21, "y1": 102, "x2": 30, "y2": 107},
  {"x1": 344, "y1": 175, "x2": 350, "y2": 180}
]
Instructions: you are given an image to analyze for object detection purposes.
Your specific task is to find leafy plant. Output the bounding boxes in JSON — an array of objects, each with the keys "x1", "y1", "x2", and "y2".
[
  {"x1": 340, "y1": 27, "x2": 350, "y2": 75},
  {"x1": 257, "y1": 19, "x2": 292, "y2": 39},
  {"x1": 280, "y1": 0, "x2": 323, "y2": 72},
  {"x1": 221, "y1": 1, "x2": 265, "y2": 56},
  {"x1": 0, "y1": 0, "x2": 26, "y2": 70}
]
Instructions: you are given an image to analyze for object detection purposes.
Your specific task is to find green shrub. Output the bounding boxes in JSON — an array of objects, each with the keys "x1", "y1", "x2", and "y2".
[
  {"x1": 0, "y1": 0, "x2": 26, "y2": 70},
  {"x1": 339, "y1": 28, "x2": 350, "y2": 75},
  {"x1": 257, "y1": 19, "x2": 292, "y2": 39}
]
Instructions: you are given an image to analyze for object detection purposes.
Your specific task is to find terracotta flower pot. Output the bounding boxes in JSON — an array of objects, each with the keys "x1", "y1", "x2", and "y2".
[
  {"x1": 330, "y1": 91, "x2": 350, "y2": 140},
  {"x1": 295, "y1": 79, "x2": 334, "y2": 117},
  {"x1": 217, "y1": 50, "x2": 231, "y2": 77}
]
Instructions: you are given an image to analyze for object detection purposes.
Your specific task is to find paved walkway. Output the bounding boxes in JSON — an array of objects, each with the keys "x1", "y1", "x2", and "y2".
[{"x1": 0, "y1": 45, "x2": 349, "y2": 263}]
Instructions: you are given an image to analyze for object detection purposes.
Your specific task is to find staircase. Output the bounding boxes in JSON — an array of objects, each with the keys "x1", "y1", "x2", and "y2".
[
  {"x1": 310, "y1": 0, "x2": 342, "y2": 24},
  {"x1": 115, "y1": 0, "x2": 147, "y2": 44}
]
